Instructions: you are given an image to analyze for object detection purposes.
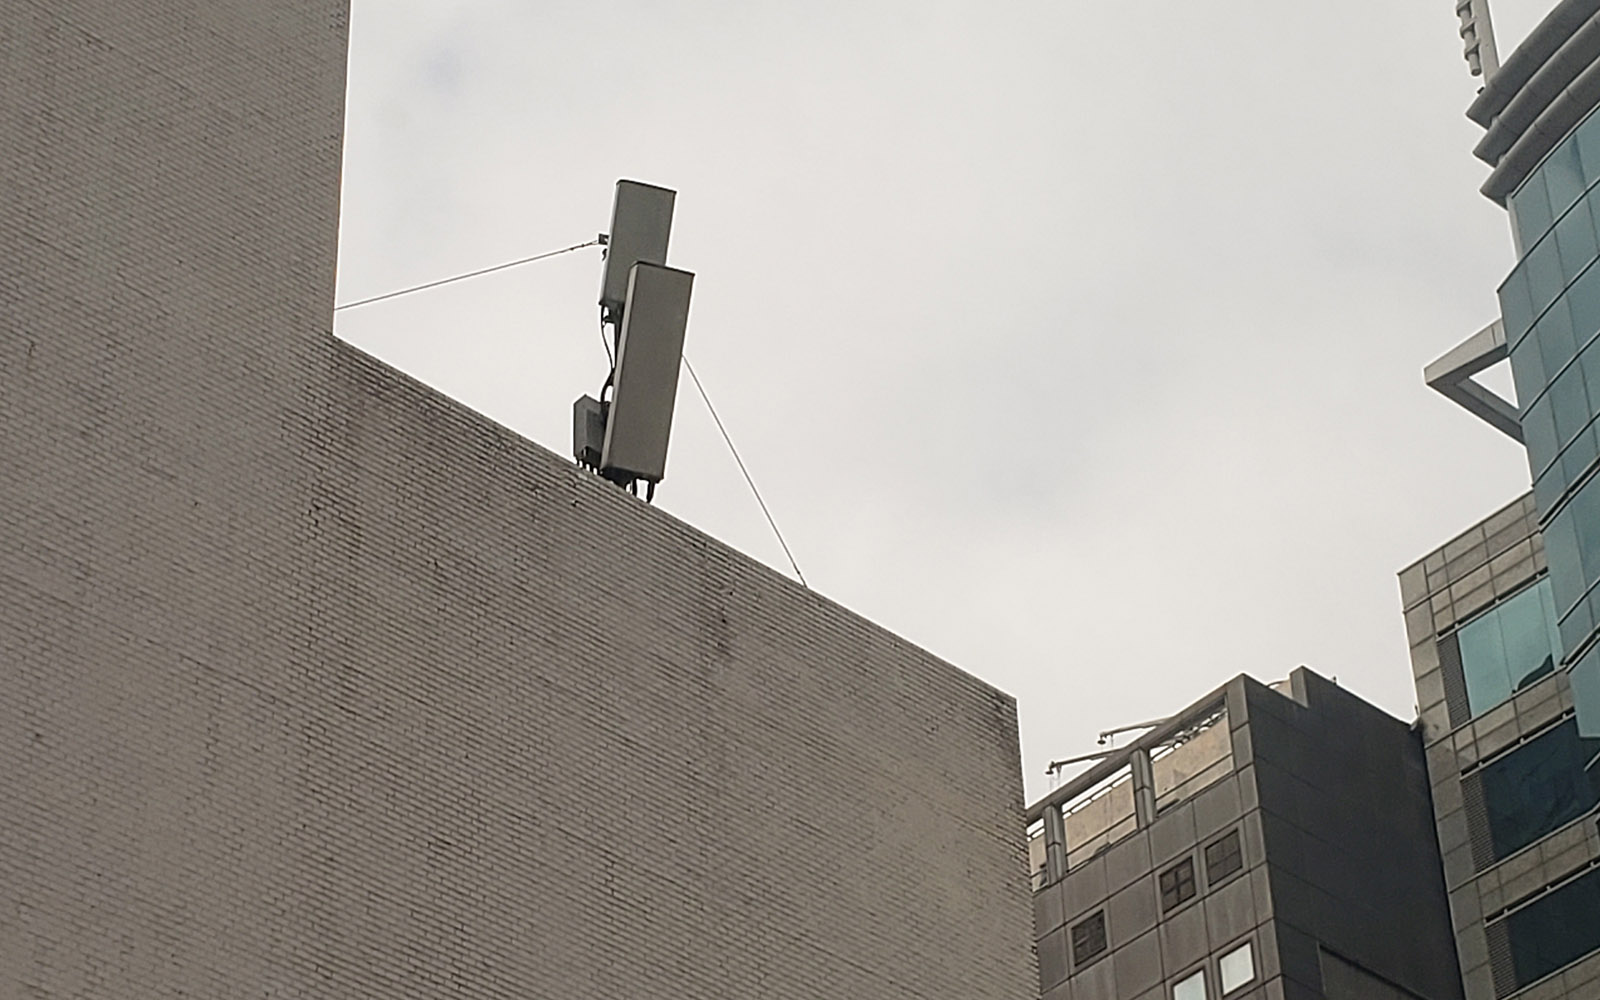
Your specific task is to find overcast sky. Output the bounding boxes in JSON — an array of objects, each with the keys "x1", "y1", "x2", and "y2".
[{"x1": 333, "y1": 0, "x2": 1559, "y2": 800}]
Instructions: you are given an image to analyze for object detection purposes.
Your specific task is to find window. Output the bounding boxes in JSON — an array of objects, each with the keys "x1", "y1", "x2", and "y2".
[
  {"x1": 1543, "y1": 136, "x2": 1587, "y2": 220},
  {"x1": 1456, "y1": 578, "x2": 1562, "y2": 718},
  {"x1": 1510, "y1": 169, "x2": 1553, "y2": 253},
  {"x1": 1476, "y1": 718, "x2": 1600, "y2": 861},
  {"x1": 1502, "y1": 866, "x2": 1600, "y2": 989},
  {"x1": 1173, "y1": 969, "x2": 1207, "y2": 1000},
  {"x1": 1204, "y1": 830, "x2": 1243, "y2": 885},
  {"x1": 1070, "y1": 910, "x2": 1107, "y2": 967},
  {"x1": 1159, "y1": 857, "x2": 1197, "y2": 912},
  {"x1": 1555, "y1": 196, "x2": 1600, "y2": 280},
  {"x1": 1219, "y1": 942, "x2": 1255, "y2": 994}
]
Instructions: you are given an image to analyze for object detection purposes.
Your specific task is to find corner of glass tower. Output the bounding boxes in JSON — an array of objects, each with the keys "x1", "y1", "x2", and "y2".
[{"x1": 1466, "y1": 0, "x2": 1600, "y2": 737}]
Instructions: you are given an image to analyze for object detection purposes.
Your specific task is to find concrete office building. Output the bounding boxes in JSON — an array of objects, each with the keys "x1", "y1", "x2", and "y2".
[
  {"x1": 1399, "y1": 499, "x2": 1600, "y2": 1000},
  {"x1": 0, "y1": 3, "x2": 1036, "y2": 998},
  {"x1": 1027, "y1": 669, "x2": 1462, "y2": 1000}
]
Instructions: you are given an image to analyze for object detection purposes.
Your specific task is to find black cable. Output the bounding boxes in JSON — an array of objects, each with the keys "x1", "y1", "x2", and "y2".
[
  {"x1": 680, "y1": 356, "x2": 808, "y2": 588},
  {"x1": 334, "y1": 238, "x2": 603, "y2": 313}
]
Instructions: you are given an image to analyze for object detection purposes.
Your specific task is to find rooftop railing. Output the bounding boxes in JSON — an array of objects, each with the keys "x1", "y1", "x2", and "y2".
[{"x1": 1028, "y1": 693, "x2": 1234, "y2": 890}]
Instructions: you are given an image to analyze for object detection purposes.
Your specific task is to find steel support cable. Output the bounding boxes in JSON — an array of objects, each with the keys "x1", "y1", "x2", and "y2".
[
  {"x1": 333, "y1": 238, "x2": 603, "y2": 312},
  {"x1": 680, "y1": 357, "x2": 808, "y2": 588}
]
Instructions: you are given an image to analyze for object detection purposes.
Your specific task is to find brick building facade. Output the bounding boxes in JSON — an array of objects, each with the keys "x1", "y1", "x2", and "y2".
[{"x1": 0, "y1": 3, "x2": 1036, "y2": 997}]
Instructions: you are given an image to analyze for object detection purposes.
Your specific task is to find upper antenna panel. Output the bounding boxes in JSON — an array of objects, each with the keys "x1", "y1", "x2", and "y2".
[
  {"x1": 1457, "y1": 0, "x2": 1501, "y2": 82},
  {"x1": 600, "y1": 181, "x2": 676, "y2": 322}
]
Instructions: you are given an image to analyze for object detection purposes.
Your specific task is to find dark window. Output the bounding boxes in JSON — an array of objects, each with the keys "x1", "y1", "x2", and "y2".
[
  {"x1": 1503, "y1": 866, "x2": 1600, "y2": 989},
  {"x1": 1204, "y1": 830, "x2": 1243, "y2": 884},
  {"x1": 1438, "y1": 632, "x2": 1472, "y2": 729},
  {"x1": 1159, "y1": 857, "x2": 1197, "y2": 912},
  {"x1": 1070, "y1": 910, "x2": 1107, "y2": 967},
  {"x1": 1476, "y1": 718, "x2": 1600, "y2": 862}
]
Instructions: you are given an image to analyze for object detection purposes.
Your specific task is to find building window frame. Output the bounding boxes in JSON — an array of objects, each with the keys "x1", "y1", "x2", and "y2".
[
  {"x1": 1172, "y1": 965, "x2": 1209, "y2": 1000},
  {"x1": 1204, "y1": 829, "x2": 1244, "y2": 886},
  {"x1": 1218, "y1": 938, "x2": 1256, "y2": 995},
  {"x1": 1438, "y1": 576, "x2": 1563, "y2": 727},
  {"x1": 1070, "y1": 909, "x2": 1108, "y2": 968},
  {"x1": 1159, "y1": 855, "x2": 1198, "y2": 913}
]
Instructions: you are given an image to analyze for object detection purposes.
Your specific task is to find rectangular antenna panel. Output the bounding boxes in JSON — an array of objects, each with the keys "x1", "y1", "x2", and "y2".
[
  {"x1": 599, "y1": 180, "x2": 675, "y2": 318},
  {"x1": 601, "y1": 263, "x2": 694, "y2": 484}
]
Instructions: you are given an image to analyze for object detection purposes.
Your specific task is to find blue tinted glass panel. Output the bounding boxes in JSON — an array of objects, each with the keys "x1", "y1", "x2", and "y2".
[
  {"x1": 1537, "y1": 463, "x2": 1566, "y2": 510},
  {"x1": 1574, "y1": 645, "x2": 1600, "y2": 738},
  {"x1": 1505, "y1": 584, "x2": 1563, "y2": 688},
  {"x1": 1560, "y1": 594, "x2": 1595, "y2": 655},
  {"x1": 1550, "y1": 367, "x2": 1591, "y2": 444},
  {"x1": 1555, "y1": 199, "x2": 1600, "y2": 280},
  {"x1": 1547, "y1": 511, "x2": 1585, "y2": 602},
  {"x1": 1511, "y1": 335, "x2": 1548, "y2": 405},
  {"x1": 1479, "y1": 718, "x2": 1600, "y2": 861},
  {"x1": 1458, "y1": 579, "x2": 1563, "y2": 717},
  {"x1": 1505, "y1": 866, "x2": 1600, "y2": 988},
  {"x1": 1529, "y1": 237, "x2": 1565, "y2": 313},
  {"x1": 1545, "y1": 140, "x2": 1587, "y2": 218},
  {"x1": 1574, "y1": 480, "x2": 1600, "y2": 582},
  {"x1": 1562, "y1": 265, "x2": 1600, "y2": 340},
  {"x1": 1563, "y1": 423, "x2": 1599, "y2": 485},
  {"x1": 1584, "y1": 341, "x2": 1600, "y2": 406},
  {"x1": 1577, "y1": 110, "x2": 1600, "y2": 181},
  {"x1": 1459, "y1": 623, "x2": 1515, "y2": 714},
  {"x1": 1502, "y1": 268, "x2": 1536, "y2": 343},
  {"x1": 1523, "y1": 396, "x2": 1560, "y2": 474},
  {"x1": 1514, "y1": 172, "x2": 1555, "y2": 249},
  {"x1": 1539, "y1": 302, "x2": 1581, "y2": 385}
]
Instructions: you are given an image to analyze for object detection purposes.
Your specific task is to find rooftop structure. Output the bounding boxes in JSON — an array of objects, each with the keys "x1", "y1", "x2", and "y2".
[{"x1": 1029, "y1": 669, "x2": 1461, "y2": 1000}]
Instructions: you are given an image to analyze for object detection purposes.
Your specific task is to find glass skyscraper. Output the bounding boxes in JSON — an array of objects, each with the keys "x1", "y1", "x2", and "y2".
[
  {"x1": 1397, "y1": 3, "x2": 1600, "y2": 997},
  {"x1": 1474, "y1": 1, "x2": 1600, "y2": 734}
]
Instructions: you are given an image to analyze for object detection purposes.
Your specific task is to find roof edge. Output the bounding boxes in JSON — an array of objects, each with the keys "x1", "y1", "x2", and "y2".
[{"x1": 1469, "y1": 0, "x2": 1600, "y2": 127}]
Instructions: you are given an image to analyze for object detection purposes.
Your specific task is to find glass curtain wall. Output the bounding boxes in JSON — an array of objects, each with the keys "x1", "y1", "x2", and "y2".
[{"x1": 1498, "y1": 106, "x2": 1600, "y2": 735}]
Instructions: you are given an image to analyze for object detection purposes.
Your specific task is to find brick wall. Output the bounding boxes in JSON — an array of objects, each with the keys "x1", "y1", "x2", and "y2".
[{"x1": 0, "y1": 3, "x2": 1036, "y2": 997}]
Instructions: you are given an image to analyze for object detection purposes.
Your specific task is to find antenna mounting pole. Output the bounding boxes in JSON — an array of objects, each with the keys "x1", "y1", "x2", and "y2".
[{"x1": 1457, "y1": 0, "x2": 1500, "y2": 84}]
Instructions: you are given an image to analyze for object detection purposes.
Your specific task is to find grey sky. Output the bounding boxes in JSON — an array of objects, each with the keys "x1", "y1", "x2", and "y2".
[{"x1": 334, "y1": 1, "x2": 1556, "y2": 800}]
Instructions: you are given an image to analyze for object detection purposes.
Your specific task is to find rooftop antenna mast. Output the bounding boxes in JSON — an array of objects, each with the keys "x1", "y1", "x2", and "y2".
[
  {"x1": 573, "y1": 181, "x2": 694, "y2": 502},
  {"x1": 1457, "y1": 0, "x2": 1500, "y2": 85}
]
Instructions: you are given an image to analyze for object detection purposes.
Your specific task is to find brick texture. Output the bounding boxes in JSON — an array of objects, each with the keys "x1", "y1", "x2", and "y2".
[{"x1": 0, "y1": 3, "x2": 1036, "y2": 997}]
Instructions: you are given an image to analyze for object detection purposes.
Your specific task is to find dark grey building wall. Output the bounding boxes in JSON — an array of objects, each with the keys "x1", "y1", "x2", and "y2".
[
  {"x1": 1247, "y1": 672, "x2": 1462, "y2": 1000},
  {"x1": 0, "y1": 3, "x2": 1037, "y2": 998}
]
